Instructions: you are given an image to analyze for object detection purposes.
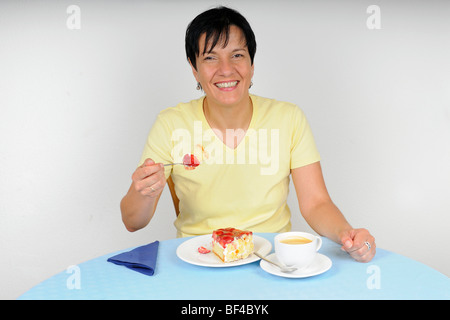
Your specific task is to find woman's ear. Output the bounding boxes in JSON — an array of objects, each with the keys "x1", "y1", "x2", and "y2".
[{"x1": 188, "y1": 58, "x2": 199, "y2": 81}]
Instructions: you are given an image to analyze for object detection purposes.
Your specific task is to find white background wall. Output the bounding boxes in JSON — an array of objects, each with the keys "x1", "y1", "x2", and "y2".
[{"x1": 1, "y1": 0, "x2": 449, "y2": 299}]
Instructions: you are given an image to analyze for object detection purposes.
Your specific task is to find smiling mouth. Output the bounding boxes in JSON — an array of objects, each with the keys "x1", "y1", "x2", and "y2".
[{"x1": 215, "y1": 81, "x2": 239, "y2": 88}]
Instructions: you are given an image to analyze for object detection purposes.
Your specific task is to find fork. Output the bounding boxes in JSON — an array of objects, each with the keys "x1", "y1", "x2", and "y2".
[
  {"x1": 253, "y1": 252, "x2": 297, "y2": 273},
  {"x1": 164, "y1": 163, "x2": 198, "y2": 167}
]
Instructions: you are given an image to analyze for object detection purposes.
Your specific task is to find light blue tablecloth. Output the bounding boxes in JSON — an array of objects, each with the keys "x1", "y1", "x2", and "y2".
[{"x1": 19, "y1": 233, "x2": 449, "y2": 300}]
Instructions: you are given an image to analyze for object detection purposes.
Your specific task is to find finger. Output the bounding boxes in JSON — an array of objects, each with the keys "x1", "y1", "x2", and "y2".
[
  {"x1": 142, "y1": 175, "x2": 166, "y2": 196},
  {"x1": 136, "y1": 166, "x2": 166, "y2": 194},
  {"x1": 345, "y1": 228, "x2": 369, "y2": 250},
  {"x1": 346, "y1": 234, "x2": 372, "y2": 254},
  {"x1": 347, "y1": 241, "x2": 370, "y2": 256},
  {"x1": 339, "y1": 229, "x2": 355, "y2": 251},
  {"x1": 353, "y1": 242, "x2": 376, "y2": 263},
  {"x1": 137, "y1": 179, "x2": 162, "y2": 196},
  {"x1": 134, "y1": 163, "x2": 163, "y2": 181},
  {"x1": 142, "y1": 163, "x2": 164, "y2": 177},
  {"x1": 348, "y1": 236, "x2": 376, "y2": 262},
  {"x1": 141, "y1": 184, "x2": 161, "y2": 197},
  {"x1": 340, "y1": 229, "x2": 373, "y2": 257},
  {"x1": 339, "y1": 227, "x2": 376, "y2": 262},
  {"x1": 340, "y1": 237, "x2": 353, "y2": 251},
  {"x1": 146, "y1": 173, "x2": 166, "y2": 192},
  {"x1": 142, "y1": 158, "x2": 155, "y2": 167}
]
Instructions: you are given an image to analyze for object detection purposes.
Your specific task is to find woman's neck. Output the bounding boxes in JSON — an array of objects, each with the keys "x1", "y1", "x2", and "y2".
[
  {"x1": 203, "y1": 95, "x2": 253, "y2": 149},
  {"x1": 203, "y1": 95, "x2": 253, "y2": 132}
]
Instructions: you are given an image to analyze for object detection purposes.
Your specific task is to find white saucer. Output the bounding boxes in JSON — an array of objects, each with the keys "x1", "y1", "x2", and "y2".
[
  {"x1": 259, "y1": 253, "x2": 332, "y2": 278},
  {"x1": 176, "y1": 235, "x2": 272, "y2": 267}
]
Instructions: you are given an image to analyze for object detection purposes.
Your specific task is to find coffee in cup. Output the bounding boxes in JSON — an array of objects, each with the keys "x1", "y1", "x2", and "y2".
[
  {"x1": 280, "y1": 236, "x2": 312, "y2": 245},
  {"x1": 275, "y1": 232, "x2": 322, "y2": 268}
]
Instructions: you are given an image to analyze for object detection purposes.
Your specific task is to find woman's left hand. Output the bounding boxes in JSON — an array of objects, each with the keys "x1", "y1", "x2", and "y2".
[{"x1": 340, "y1": 228, "x2": 376, "y2": 262}]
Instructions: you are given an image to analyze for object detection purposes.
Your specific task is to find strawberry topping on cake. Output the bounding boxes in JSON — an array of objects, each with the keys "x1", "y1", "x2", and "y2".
[{"x1": 212, "y1": 228, "x2": 254, "y2": 262}]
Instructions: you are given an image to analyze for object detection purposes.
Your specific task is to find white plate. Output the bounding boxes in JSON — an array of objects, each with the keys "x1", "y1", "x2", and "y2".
[
  {"x1": 176, "y1": 234, "x2": 272, "y2": 267},
  {"x1": 260, "y1": 253, "x2": 332, "y2": 278}
]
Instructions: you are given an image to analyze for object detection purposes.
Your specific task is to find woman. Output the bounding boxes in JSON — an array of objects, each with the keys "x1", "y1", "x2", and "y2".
[{"x1": 120, "y1": 6, "x2": 375, "y2": 262}]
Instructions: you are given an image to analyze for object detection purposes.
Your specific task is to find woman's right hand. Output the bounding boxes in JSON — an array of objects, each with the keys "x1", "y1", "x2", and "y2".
[{"x1": 131, "y1": 158, "x2": 166, "y2": 198}]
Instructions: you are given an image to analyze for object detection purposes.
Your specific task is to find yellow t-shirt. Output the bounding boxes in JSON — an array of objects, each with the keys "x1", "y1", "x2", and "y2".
[{"x1": 139, "y1": 95, "x2": 320, "y2": 237}]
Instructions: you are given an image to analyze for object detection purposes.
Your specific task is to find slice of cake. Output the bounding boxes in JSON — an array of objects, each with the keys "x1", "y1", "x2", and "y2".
[{"x1": 212, "y1": 228, "x2": 254, "y2": 262}]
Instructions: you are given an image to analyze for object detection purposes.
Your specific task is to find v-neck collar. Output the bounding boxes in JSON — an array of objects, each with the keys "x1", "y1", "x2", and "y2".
[{"x1": 198, "y1": 95, "x2": 257, "y2": 152}]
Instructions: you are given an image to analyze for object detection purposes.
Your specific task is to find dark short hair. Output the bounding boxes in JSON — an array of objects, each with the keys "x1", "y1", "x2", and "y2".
[{"x1": 185, "y1": 6, "x2": 257, "y2": 70}]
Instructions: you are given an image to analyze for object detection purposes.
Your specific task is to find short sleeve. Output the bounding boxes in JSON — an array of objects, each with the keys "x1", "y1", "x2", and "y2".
[
  {"x1": 138, "y1": 114, "x2": 173, "y2": 179},
  {"x1": 290, "y1": 107, "x2": 321, "y2": 169}
]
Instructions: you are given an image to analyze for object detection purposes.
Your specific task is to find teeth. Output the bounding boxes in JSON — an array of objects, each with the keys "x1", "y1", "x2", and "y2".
[{"x1": 216, "y1": 81, "x2": 238, "y2": 88}]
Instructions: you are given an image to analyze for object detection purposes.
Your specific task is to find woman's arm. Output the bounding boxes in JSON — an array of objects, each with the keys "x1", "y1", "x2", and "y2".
[
  {"x1": 120, "y1": 159, "x2": 166, "y2": 232},
  {"x1": 291, "y1": 162, "x2": 375, "y2": 262}
]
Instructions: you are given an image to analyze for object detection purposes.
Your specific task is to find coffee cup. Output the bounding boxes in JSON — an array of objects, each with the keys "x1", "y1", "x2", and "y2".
[{"x1": 274, "y1": 232, "x2": 322, "y2": 268}]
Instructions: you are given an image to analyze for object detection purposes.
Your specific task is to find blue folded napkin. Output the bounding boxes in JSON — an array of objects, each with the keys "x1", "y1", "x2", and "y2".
[{"x1": 107, "y1": 241, "x2": 159, "y2": 276}]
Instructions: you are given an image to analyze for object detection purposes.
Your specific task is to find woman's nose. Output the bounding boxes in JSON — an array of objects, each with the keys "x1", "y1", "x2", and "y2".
[{"x1": 218, "y1": 58, "x2": 233, "y2": 76}]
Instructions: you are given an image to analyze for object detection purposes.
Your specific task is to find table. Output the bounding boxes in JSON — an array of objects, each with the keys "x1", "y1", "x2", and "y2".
[{"x1": 18, "y1": 233, "x2": 449, "y2": 300}]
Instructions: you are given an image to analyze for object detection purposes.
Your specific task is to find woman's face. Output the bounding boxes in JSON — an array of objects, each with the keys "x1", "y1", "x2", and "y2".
[{"x1": 191, "y1": 25, "x2": 254, "y2": 108}]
